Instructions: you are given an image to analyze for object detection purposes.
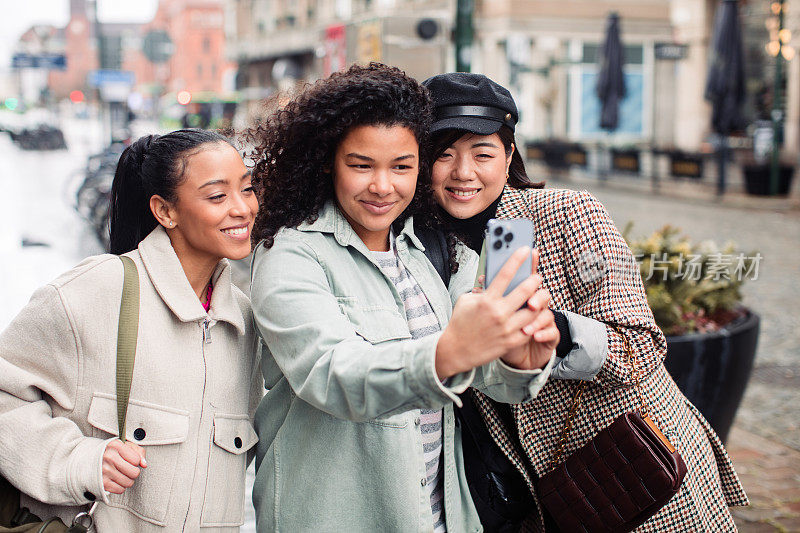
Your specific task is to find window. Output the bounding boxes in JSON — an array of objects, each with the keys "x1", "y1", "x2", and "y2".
[
  {"x1": 197, "y1": 64, "x2": 203, "y2": 78},
  {"x1": 568, "y1": 42, "x2": 649, "y2": 139},
  {"x1": 203, "y1": 37, "x2": 211, "y2": 53}
]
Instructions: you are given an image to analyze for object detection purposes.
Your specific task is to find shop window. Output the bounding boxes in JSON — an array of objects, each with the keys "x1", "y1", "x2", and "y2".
[{"x1": 569, "y1": 42, "x2": 647, "y2": 138}]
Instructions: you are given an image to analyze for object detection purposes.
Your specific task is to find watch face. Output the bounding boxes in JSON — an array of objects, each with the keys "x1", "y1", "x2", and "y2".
[{"x1": 71, "y1": 20, "x2": 85, "y2": 35}]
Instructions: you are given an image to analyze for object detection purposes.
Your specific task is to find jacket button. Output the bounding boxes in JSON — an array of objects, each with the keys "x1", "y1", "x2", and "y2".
[
  {"x1": 83, "y1": 491, "x2": 96, "y2": 501},
  {"x1": 234, "y1": 437, "x2": 243, "y2": 449},
  {"x1": 414, "y1": 417, "x2": 421, "y2": 426},
  {"x1": 133, "y1": 428, "x2": 146, "y2": 441},
  {"x1": 420, "y1": 478, "x2": 426, "y2": 487}
]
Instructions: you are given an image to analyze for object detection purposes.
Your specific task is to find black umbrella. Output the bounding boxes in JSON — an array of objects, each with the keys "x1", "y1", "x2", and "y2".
[
  {"x1": 705, "y1": 0, "x2": 746, "y2": 135},
  {"x1": 596, "y1": 12, "x2": 626, "y2": 131},
  {"x1": 705, "y1": 0, "x2": 746, "y2": 194}
]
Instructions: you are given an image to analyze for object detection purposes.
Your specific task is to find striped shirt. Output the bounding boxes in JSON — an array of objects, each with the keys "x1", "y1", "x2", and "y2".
[{"x1": 371, "y1": 243, "x2": 447, "y2": 533}]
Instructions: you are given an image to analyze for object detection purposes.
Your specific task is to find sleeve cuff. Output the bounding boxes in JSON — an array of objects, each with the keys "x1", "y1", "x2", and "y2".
[
  {"x1": 66, "y1": 437, "x2": 114, "y2": 505},
  {"x1": 498, "y1": 351, "x2": 557, "y2": 401},
  {"x1": 408, "y1": 332, "x2": 475, "y2": 408},
  {"x1": 551, "y1": 310, "x2": 608, "y2": 381}
]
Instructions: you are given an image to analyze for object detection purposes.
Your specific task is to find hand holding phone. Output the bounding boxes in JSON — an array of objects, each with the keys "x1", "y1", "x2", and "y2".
[{"x1": 435, "y1": 246, "x2": 547, "y2": 379}]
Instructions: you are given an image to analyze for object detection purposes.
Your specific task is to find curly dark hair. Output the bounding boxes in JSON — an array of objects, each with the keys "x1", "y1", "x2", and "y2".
[{"x1": 244, "y1": 62, "x2": 459, "y2": 270}]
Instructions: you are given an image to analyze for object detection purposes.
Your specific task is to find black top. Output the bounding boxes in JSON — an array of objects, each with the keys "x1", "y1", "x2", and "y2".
[{"x1": 441, "y1": 193, "x2": 502, "y2": 255}]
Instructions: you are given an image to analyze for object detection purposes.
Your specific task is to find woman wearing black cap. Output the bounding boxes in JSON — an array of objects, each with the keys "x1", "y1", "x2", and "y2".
[{"x1": 422, "y1": 72, "x2": 747, "y2": 531}]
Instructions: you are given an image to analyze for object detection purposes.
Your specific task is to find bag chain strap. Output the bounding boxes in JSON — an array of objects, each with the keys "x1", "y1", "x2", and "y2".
[{"x1": 547, "y1": 325, "x2": 648, "y2": 470}]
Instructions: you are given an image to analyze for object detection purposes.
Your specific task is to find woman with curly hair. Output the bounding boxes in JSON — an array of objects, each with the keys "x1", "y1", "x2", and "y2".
[{"x1": 246, "y1": 63, "x2": 561, "y2": 532}]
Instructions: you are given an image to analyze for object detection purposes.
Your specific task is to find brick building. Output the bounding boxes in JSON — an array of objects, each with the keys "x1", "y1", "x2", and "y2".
[{"x1": 42, "y1": 0, "x2": 233, "y2": 103}]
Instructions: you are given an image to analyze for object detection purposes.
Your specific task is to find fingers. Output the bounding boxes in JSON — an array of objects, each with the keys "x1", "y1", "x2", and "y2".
[
  {"x1": 485, "y1": 246, "x2": 530, "y2": 298},
  {"x1": 103, "y1": 459, "x2": 138, "y2": 490},
  {"x1": 503, "y1": 273, "x2": 542, "y2": 313},
  {"x1": 523, "y1": 308, "x2": 555, "y2": 336},
  {"x1": 527, "y1": 287, "x2": 551, "y2": 313},
  {"x1": 110, "y1": 439, "x2": 147, "y2": 467},
  {"x1": 103, "y1": 479, "x2": 127, "y2": 494},
  {"x1": 533, "y1": 325, "x2": 560, "y2": 345},
  {"x1": 531, "y1": 248, "x2": 540, "y2": 276},
  {"x1": 126, "y1": 442, "x2": 147, "y2": 467},
  {"x1": 102, "y1": 439, "x2": 147, "y2": 495},
  {"x1": 111, "y1": 451, "x2": 143, "y2": 478}
]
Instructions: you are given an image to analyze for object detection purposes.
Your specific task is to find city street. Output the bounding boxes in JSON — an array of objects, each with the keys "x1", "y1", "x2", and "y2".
[{"x1": 1, "y1": 115, "x2": 797, "y2": 531}]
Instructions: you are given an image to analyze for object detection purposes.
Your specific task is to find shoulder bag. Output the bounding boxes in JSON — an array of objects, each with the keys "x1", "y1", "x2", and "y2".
[
  {"x1": 537, "y1": 327, "x2": 688, "y2": 533},
  {"x1": 0, "y1": 256, "x2": 140, "y2": 533}
]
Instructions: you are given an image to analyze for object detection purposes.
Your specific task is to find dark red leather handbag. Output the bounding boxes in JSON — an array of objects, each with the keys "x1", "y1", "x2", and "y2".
[{"x1": 537, "y1": 329, "x2": 688, "y2": 533}]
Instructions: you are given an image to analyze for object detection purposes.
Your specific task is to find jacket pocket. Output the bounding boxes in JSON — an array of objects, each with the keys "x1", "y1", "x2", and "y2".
[
  {"x1": 87, "y1": 393, "x2": 189, "y2": 526},
  {"x1": 200, "y1": 413, "x2": 258, "y2": 527},
  {"x1": 336, "y1": 297, "x2": 411, "y2": 344}
]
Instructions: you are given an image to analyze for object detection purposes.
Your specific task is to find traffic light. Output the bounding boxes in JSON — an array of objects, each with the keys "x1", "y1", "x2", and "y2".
[
  {"x1": 4, "y1": 98, "x2": 18, "y2": 110},
  {"x1": 177, "y1": 91, "x2": 192, "y2": 105},
  {"x1": 69, "y1": 90, "x2": 84, "y2": 103}
]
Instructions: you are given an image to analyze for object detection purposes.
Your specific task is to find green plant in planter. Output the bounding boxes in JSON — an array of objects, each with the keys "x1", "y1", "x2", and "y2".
[{"x1": 623, "y1": 224, "x2": 759, "y2": 336}]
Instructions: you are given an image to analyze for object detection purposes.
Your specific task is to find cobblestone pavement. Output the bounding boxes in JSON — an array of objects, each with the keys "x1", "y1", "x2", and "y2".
[{"x1": 728, "y1": 427, "x2": 800, "y2": 532}]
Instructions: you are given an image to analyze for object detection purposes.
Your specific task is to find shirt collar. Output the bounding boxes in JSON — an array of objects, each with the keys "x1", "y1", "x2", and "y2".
[
  {"x1": 135, "y1": 226, "x2": 246, "y2": 334},
  {"x1": 296, "y1": 200, "x2": 424, "y2": 252}
]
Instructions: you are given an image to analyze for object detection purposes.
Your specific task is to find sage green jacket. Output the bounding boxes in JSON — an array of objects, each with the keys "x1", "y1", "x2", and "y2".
[{"x1": 250, "y1": 201, "x2": 554, "y2": 532}]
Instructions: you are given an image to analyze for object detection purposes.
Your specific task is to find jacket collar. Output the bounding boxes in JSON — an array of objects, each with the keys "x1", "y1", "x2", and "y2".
[
  {"x1": 297, "y1": 201, "x2": 424, "y2": 252},
  {"x1": 135, "y1": 226, "x2": 246, "y2": 334},
  {"x1": 496, "y1": 186, "x2": 534, "y2": 219}
]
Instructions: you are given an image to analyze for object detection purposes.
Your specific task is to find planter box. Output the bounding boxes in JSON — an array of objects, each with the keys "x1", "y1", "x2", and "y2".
[
  {"x1": 663, "y1": 311, "x2": 759, "y2": 444},
  {"x1": 743, "y1": 164, "x2": 795, "y2": 196},
  {"x1": 525, "y1": 141, "x2": 587, "y2": 170},
  {"x1": 610, "y1": 148, "x2": 640, "y2": 174},
  {"x1": 667, "y1": 151, "x2": 704, "y2": 179}
]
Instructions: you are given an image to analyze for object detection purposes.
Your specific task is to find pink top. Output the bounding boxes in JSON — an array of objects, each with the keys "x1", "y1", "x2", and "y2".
[{"x1": 202, "y1": 282, "x2": 213, "y2": 312}]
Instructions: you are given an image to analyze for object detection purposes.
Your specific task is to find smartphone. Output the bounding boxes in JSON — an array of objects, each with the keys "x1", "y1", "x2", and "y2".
[{"x1": 484, "y1": 218, "x2": 536, "y2": 297}]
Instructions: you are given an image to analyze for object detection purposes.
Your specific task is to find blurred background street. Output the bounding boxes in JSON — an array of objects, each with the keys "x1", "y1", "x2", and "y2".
[{"x1": 1, "y1": 0, "x2": 799, "y2": 531}]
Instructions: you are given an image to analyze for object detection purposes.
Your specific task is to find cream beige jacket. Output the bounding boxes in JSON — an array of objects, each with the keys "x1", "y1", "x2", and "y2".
[{"x1": 0, "y1": 227, "x2": 262, "y2": 532}]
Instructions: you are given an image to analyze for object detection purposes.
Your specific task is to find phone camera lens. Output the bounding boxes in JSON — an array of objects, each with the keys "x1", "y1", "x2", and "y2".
[
  {"x1": 504, "y1": 232, "x2": 514, "y2": 242},
  {"x1": 493, "y1": 240, "x2": 503, "y2": 250},
  {"x1": 494, "y1": 227, "x2": 504, "y2": 237}
]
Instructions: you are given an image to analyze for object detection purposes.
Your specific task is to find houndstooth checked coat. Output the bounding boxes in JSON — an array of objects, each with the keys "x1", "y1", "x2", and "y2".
[{"x1": 472, "y1": 186, "x2": 749, "y2": 532}]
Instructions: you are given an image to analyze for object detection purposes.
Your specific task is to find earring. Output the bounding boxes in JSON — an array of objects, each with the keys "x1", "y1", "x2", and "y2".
[{"x1": 168, "y1": 221, "x2": 173, "y2": 227}]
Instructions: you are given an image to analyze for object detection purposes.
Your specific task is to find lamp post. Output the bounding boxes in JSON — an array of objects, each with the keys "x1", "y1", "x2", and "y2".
[
  {"x1": 455, "y1": 0, "x2": 473, "y2": 72},
  {"x1": 767, "y1": 0, "x2": 795, "y2": 194}
]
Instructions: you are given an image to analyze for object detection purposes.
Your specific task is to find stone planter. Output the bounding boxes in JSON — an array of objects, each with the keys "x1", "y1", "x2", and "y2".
[
  {"x1": 743, "y1": 164, "x2": 795, "y2": 196},
  {"x1": 663, "y1": 311, "x2": 760, "y2": 444}
]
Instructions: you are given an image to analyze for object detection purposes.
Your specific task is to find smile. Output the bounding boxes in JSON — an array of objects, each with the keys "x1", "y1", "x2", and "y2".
[
  {"x1": 445, "y1": 187, "x2": 481, "y2": 200},
  {"x1": 361, "y1": 201, "x2": 396, "y2": 215},
  {"x1": 221, "y1": 225, "x2": 249, "y2": 239}
]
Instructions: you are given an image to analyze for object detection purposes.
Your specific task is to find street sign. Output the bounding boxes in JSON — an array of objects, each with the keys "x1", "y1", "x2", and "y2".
[
  {"x1": 87, "y1": 70, "x2": 135, "y2": 88},
  {"x1": 11, "y1": 53, "x2": 67, "y2": 70},
  {"x1": 143, "y1": 29, "x2": 174, "y2": 64},
  {"x1": 655, "y1": 43, "x2": 688, "y2": 60}
]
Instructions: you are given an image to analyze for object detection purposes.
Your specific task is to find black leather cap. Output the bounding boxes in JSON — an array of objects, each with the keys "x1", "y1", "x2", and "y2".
[{"x1": 423, "y1": 72, "x2": 518, "y2": 134}]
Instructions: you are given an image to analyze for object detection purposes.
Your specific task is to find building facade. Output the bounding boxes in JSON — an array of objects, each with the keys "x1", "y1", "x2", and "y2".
[{"x1": 227, "y1": 0, "x2": 800, "y2": 158}]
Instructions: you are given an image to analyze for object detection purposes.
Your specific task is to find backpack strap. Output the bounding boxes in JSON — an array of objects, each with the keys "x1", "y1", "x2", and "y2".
[
  {"x1": 116, "y1": 256, "x2": 139, "y2": 442},
  {"x1": 416, "y1": 227, "x2": 451, "y2": 288}
]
